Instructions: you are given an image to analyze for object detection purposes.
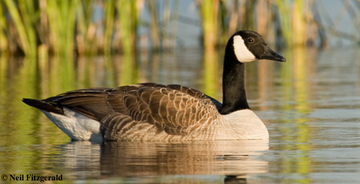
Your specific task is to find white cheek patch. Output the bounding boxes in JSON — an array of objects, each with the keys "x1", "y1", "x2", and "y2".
[{"x1": 233, "y1": 35, "x2": 256, "y2": 63}]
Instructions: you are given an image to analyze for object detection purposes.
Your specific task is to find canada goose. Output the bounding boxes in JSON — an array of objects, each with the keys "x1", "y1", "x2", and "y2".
[{"x1": 23, "y1": 30, "x2": 285, "y2": 142}]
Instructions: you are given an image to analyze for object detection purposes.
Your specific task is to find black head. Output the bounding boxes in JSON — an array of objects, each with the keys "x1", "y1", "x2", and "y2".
[{"x1": 230, "y1": 30, "x2": 286, "y2": 63}]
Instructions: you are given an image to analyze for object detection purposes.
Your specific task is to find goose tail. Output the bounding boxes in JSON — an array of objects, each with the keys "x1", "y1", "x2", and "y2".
[
  {"x1": 22, "y1": 98, "x2": 103, "y2": 141},
  {"x1": 22, "y1": 98, "x2": 64, "y2": 115}
]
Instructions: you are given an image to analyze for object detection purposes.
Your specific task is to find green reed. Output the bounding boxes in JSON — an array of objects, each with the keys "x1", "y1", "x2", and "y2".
[
  {"x1": 75, "y1": 0, "x2": 94, "y2": 55},
  {"x1": 276, "y1": 0, "x2": 292, "y2": 46},
  {"x1": 3, "y1": 0, "x2": 35, "y2": 56},
  {"x1": 117, "y1": 1, "x2": 139, "y2": 55},
  {"x1": 0, "y1": 2, "x2": 7, "y2": 53},
  {"x1": 46, "y1": 0, "x2": 78, "y2": 56},
  {"x1": 104, "y1": 0, "x2": 114, "y2": 55},
  {"x1": 198, "y1": 0, "x2": 219, "y2": 52}
]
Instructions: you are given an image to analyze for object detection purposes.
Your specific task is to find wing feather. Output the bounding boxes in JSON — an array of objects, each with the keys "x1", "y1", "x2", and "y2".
[
  {"x1": 41, "y1": 83, "x2": 222, "y2": 140},
  {"x1": 120, "y1": 86, "x2": 221, "y2": 136}
]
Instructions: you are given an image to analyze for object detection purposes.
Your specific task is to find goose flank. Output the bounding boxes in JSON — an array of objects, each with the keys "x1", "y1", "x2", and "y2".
[{"x1": 23, "y1": 30, "x2": 286, "y2": 142}]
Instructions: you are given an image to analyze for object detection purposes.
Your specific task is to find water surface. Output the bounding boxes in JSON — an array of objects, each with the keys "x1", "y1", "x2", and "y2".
[{"x1": 0, "y1": 47, "x2": 360, "y2": 183}]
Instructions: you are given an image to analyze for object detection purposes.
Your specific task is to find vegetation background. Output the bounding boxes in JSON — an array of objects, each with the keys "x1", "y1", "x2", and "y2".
[{"x1": 0, "y1": 0, "x2": 359, "y2": 58}]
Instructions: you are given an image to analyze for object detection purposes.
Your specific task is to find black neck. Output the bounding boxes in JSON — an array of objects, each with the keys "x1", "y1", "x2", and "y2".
[{"x1": 219, "y1": 44, "x2": 250, "y2": 114}]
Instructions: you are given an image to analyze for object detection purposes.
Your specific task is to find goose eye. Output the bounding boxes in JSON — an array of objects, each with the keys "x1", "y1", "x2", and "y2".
[{"x1": 247, "y1": 38, "x2": 254, "y2": 42}]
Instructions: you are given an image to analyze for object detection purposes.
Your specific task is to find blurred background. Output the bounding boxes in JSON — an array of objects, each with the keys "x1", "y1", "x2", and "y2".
[{"x1": 0, "y1": 0, "x2": 359, "y2": 56}]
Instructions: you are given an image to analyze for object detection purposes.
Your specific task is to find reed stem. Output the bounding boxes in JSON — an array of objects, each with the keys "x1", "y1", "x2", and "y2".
[
  {"x1": 4, "y1": 0, "x2": 32, "y2": 56},
  {"x1": 147, "y1": 0, "x2": 160, "y2": 51}
]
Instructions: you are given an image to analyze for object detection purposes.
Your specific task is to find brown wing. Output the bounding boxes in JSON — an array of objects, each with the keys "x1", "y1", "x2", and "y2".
[
  {"x1": 44, "y1": 83, "x2": 221, "y2": 139},
  {"x1": 44, "y1": 86, "x2": 141, "y2": 120},
  {"x1": 43, "y1": 88, "x2": 110, "y2": 120}
]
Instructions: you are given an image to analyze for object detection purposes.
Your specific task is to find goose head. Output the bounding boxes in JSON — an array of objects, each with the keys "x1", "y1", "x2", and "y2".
[
  {"x1": 230, "y1": 30, "x2": 286, "y2": 63},
  {"x1": 220, "y1": 30, "x2": 286, "y2": 114}
]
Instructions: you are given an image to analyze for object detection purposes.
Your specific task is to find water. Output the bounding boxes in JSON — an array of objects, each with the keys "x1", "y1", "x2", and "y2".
[{"x1": 0, "y1": 46, "x2": 360, "y2": 183}]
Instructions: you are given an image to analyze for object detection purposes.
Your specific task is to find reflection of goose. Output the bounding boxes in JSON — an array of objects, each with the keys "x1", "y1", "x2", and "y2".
[
  {"x1": 23, "y1": 30, "x2": 285, "y2": 142},
  {"x1": 56, "y1": 140, "x2": 268, "y2": 182},
  {"x1": 99, "y1": 140, "x2": 269, "y2": 176},
  {"x1": 100, "y1": 140, "x2": 268, "y2": 176}
]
